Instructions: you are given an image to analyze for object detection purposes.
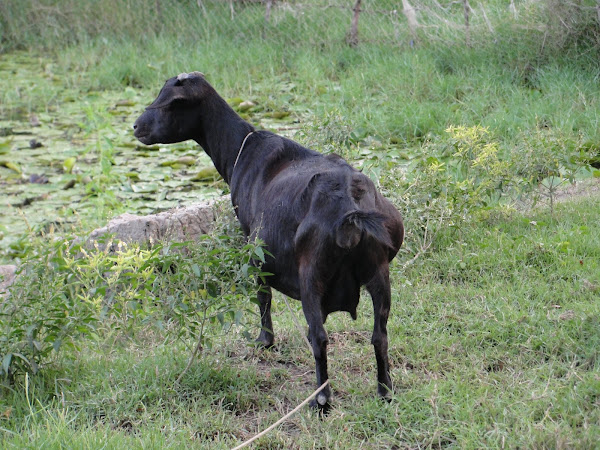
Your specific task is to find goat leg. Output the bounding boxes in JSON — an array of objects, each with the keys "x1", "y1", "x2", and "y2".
[
  {"x1": 306, "y1": 318, "x2": 331, "y2": 414},
  {"x1": 367, "y1": 263, "x2": 393, "y2": 399},
  {"x1": 299, "y1": 271, "x2": 332, "y2": 413},
  {"x1": 255, "y1": 287, "x2": 275, "y2": 348}
]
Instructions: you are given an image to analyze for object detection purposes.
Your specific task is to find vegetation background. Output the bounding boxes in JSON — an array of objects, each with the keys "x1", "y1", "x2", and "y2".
[{"x1": 1, "y1": 0, "x2": 600, "y2": 448}]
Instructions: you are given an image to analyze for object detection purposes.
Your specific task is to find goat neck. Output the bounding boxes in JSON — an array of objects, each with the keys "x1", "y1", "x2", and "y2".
[{"x1": 192, "y1": 91, "x2": 254, "y2": 184}]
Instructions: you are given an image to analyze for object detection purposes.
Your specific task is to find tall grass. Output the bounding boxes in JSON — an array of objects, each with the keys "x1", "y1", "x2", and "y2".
[
  {"x1": 2, "y1": 1, "x2": 600, "y2": 447},
  {"x1": 2, "y1": 0, "x2": 600, "y2": 146}
]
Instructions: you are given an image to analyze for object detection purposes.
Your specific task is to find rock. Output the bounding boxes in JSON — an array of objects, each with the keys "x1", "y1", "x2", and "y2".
[
  {"x1": 85, "y1": 197, "x2": 224, "y2": 251},
  {"x1": 1, "y1": 199, "x2": 226, "y2": 294},
  {"x1": 0, "y1": 265, "x2": 17, "y2": 298}
]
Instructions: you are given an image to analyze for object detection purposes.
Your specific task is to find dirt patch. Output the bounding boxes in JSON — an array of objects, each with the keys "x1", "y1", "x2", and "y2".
[{"x1": 554, "y1": 178, "x2": 600, "y2": 203}]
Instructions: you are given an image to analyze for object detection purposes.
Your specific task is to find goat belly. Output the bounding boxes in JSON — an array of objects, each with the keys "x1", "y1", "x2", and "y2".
[
  {"x1": 259, "y1": 237, "x2": 302, "y2": 300},
  {"x1": 322, "y1": 264, "x2": 361, "y2": 319}
]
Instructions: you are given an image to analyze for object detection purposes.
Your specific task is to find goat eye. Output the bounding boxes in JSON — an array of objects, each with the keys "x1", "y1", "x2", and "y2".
[{"x1": 169, "y1": 98, "x2": 189, "y2": 108}]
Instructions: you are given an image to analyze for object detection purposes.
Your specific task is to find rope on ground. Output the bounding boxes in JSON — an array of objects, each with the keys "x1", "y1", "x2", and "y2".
[
  {"x1": 231, "y1": 379, "x2": 329, "y2": 450},
  {"x1": 232, "y1": 295, "x2": 324, "y2": 450}
]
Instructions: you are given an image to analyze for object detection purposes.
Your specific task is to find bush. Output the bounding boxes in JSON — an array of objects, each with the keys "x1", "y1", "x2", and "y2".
[
  {"x1": 0, "y1": 226, "x2": 268, "y2": 380},
  {"x1": 386, "y1": 124, "x2": 595, "y2": 263},
  {"x1": 513, "y1": 126, "x2": 597, "y2": 212}
]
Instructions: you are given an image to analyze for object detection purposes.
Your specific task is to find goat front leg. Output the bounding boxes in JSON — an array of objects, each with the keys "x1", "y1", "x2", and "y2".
[
  {"x1": 367, "y1": 263, "x2": 393, "y2": 399},
  {"x1": 255, "y1": 286, "x2": 274, "y2": 348}
]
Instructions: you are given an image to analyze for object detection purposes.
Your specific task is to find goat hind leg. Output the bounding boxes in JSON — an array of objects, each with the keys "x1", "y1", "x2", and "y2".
[
  {"x1": 306, "y1": 314, "x2": 331, "y2": 413},
  {"x1": 299, "y1": 271, "x2": 331, "y2": 412},
  {"x1": 255, "y1": 286, "x2": 274, "y2": 348},
  {"x1": 367, "y1": 263, "x2": 393, "y2": 399}
]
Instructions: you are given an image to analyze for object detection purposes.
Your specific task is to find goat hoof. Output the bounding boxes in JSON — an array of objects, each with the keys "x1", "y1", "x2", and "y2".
[
  {"x1": 309, "y1": 395, "x2": 331, "y2": 416},
  {"x1": 254, "y1": 335, "x2": 275, "y2": 349},
  {"x1": 380, "y1": 394, "x2": 393, "y2": 403},
  {"x1": 377, "y1": 384, "x2": 393, "y2": 402}
]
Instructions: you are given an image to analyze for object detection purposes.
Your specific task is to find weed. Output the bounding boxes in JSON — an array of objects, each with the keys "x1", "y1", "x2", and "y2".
[{"x1": 0, "y1": 225, "x2": 267, "y2": 380}]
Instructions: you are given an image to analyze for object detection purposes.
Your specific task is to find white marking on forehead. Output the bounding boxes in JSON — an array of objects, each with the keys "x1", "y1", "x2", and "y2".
[{"x1": 177, "y1": 71, "x2": 204, "y2": 81}]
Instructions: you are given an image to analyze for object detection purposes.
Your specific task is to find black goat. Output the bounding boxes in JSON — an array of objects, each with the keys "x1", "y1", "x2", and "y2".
[{"x1": 133, "y1": 72, "x2": 404, "y2": 412}]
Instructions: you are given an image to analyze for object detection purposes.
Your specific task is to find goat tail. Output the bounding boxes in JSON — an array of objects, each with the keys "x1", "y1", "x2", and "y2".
[{"x1": 335, "y1": 210, "x2": 393, "y2": 250}]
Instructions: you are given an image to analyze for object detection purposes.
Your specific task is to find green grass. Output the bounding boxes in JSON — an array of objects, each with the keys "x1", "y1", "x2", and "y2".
[
  {"x1": 2, "y1": 0, "x2": 600, "y2": 148},
  {"x1": 2, "y1": 195, "x2": 599, "y2": 448},
  {"x1": 2, "y1": 1, "x2": 600, "y2": 447}
]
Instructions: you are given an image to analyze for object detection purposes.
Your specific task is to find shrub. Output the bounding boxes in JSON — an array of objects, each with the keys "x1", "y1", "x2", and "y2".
[
  {"x1": 0, "y1": 225, "x2": 267, "y2": 380},
  {"x1": 513, "y1": 126, "x2": 596, "y2": 212},
  {"x1": 387, "y1": 124, "x2": 595, "y2": 263},
  {"x1": 389, "y1": 126, "x2": 514, "y2": 259}
]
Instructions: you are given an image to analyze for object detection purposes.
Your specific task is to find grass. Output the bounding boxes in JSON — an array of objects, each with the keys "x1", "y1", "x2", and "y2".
[
  {"x1": 2, "y1": 194, "x2": 599, "y2": 448},
  {"x1": 2, "y1": 0, "x2": 600, "y2": 447},
  {"x1": 3, "y1": 0, "x2": 600, "y2": 148}
]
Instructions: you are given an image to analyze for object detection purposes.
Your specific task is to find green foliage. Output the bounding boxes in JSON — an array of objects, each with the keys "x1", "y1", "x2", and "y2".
[
  {"x1": 1, "y1": 197, "x2": 599, "y2": 448},
  {"x1": 1, "y1": 1, "x2": 600, "y2": 445},
  {"x1": 385, "y1": 124, "x2": 594, "y2": 260},
  {"x1": 0, "y1": 228, "x2": 267, "y2": 379},
  {"x1": 147, "y1": 234, "x2": 269, "y2": 351},
  {"x1": 2, "y1": 0, "x2": 599, "y2": 65},
  {"x1": 514, "y1": 126, "x2": 597, "y2": 211}
]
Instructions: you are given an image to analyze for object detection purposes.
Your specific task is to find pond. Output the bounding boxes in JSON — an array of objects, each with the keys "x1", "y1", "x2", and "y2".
[{"x1": 0, "y1": 53, "x2": 298, "y2": 261}]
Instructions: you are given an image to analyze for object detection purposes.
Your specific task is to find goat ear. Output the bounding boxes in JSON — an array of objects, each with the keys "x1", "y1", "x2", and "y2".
[{"x1": 146, "y1": 94, "x2": 188, "y2": 110}]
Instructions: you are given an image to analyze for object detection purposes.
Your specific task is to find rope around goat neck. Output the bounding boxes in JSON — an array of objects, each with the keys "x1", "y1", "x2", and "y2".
[{"x1": 233, "y1": 131, "x2": 255, "y2": 171}]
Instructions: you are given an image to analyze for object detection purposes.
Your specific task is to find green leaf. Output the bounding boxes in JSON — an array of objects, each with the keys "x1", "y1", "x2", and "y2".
[
  {"x1": 131, "y1": 183, "x2": 158, "y2": 193},
  {"x1": 190, "y1": 166, "x2": 219, "y2": 182},
  {"x1": 227, "y1": 97, "x2": 243, "y2": 106},
  {"x1": 63, "y1": 157, "x2": 76, "y2": 173},
  {"x1": 125, "y1": 172, "x2": 140, "y2": 181},
  {"x1": 176, "y1": 156, "x2": 196, "y2": 166},
  {"x1": 191, "y1": 264, "x2": 201, "y2": 277},
  {"x1": 0, "y1": 139, "x2": 13, "y2": 155},
  {"x1": 2, "y1": 353, "x2": 12, "y2": 375},
  {"x1": 253, "y1": 246, "x2": 265, "y2": 263}
]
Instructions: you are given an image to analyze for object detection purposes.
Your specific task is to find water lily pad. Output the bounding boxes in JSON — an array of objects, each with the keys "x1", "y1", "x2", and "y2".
[
  {"x1": 125, "y1": 172, "x2": 141, "y2": 181},
  {"x1": 130, "y1": 183, "x2": 159, "y2": 194},
  {"x1": 115, "y1": 100, "x2": 136, "y2": 107},
  {"x1": 136, "y1": 145, "x2": 160, "y2": 152},
  {"x1": 0, "y1": 139, "x2": 13, "y2": 154},
  {"x1": 176, "y1": 156, "x2": 196, "y2": 166},
  {"x1": 190, "y1": 166, "x2": 219, "y2": 182},
  {"x1": 228, "y1": 97, "x2": 243, "y2": 107},
  {"x1": 237, "y1": 100, "x2": 256, "y2": 112},
  {"x1": 266, "y1": 110, "x2": 290, "y2": 119},
  {"x1": 159, "y1": 156, "x2": 196, "y2": 167}
]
